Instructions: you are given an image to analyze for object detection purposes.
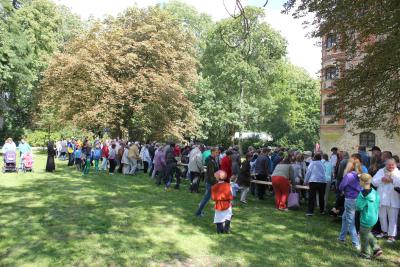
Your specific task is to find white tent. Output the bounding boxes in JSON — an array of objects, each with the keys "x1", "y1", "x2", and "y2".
[{"x1": 234, "y1": 132, "x2": 273, "y2": 142}]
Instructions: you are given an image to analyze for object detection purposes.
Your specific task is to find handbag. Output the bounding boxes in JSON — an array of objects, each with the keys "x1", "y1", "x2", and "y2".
[{"x1": 288, "y1": 190, "x2": 300, "y2": 209}]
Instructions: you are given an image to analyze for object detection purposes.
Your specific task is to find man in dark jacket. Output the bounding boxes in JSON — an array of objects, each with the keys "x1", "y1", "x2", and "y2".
[
  {"x1": 164, "y1": 143, "x2": 178, "y2": 190},
  {"x1": 195, "y1": 147, "x2": 220, "y2": 217},
  {"x1": 255, "y1": 147, "x2": 271, "y2": 200},
  {"x1": 148, "y1": 142, "x2": 156, "y2": 177}
]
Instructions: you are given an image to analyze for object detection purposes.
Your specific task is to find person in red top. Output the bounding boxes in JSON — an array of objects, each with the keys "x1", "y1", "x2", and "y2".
[
  {"x1": 101, "y1": 142, "x2": 109, "y2": 171},
  {"x1": 220, "y1": 150, "x2": 233, "y2": 182},
  {"x1": 173, "y1": 144, "x2": 181, "y2": 157},
  {"x1": 212, "y1": 170, "x2": 233, "y2": 234}
]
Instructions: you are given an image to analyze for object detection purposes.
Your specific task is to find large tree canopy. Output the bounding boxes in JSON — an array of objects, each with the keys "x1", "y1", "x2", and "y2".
[
  {"x1": 195, "y1": 6, "x2": 319, "y2": 149},
  {"x1": 285, "y1": 0, "x2": 400, "y2": 135},
  {"x1": 39, "y1": 7, "x2": 199, "y2": 141},
  {"x1": 0, "y1": 0, "x2": 82, "y2": 140}
]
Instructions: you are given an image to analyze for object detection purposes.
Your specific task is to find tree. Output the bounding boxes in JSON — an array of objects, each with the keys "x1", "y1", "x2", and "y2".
[
  {"x1": 0, "y1": 0, "x2": 82, "y2": 140},
  {"x1": 199, "y1": 7, "x2": 287, "y2": 146},
  {"x1": 162, "y1": 0, "x2": 213, "y2": 57},
  {"x1": 263, "y1": 62, "x2": 320, "y2": 150},
  {"x1": 284, "y1": 0, "x2": 400, "y2": 135},
  {"x1": 39, "y1": 7, "x2": 199, "y2": 141}
]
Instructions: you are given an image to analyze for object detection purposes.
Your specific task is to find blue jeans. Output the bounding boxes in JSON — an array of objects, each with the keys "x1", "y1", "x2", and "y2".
[
  {"x1": 339, "y1": 198, "x2": 360, "y2": 246},
  {"x1": 195, "y1": 182, "x2": 211, "y2": 216}
]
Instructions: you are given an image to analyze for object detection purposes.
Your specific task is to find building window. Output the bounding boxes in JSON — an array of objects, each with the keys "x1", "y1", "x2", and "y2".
[
  {"x1": 326, "y1": 34, "x2": 337, "y2": 49},
  {"x1": 325, "y1": 66, "x2": 339, "y2": 80},
  {"x1": 360, "y1": 132, "x2": 375, "y2": 148},
  {"x1": 324, "y1": 102, "x2": 334, "y2": 116}
]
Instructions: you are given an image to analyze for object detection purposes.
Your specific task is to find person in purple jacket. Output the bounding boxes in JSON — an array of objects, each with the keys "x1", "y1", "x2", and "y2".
[{"x1": 338, "y1": 158, "x2": 362, "y2": 250}]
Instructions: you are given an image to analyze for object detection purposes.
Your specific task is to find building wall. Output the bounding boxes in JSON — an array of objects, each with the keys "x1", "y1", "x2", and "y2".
[
  {"x1": 319, "y1": 35, "x2": 400, "y2": 155},
  {"x1": 320, "y1": 127, "x2": 400, "y2": 155}
]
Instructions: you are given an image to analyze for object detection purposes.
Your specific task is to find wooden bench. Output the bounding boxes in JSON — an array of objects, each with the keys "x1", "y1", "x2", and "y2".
[{"x1": 251, "y1": 179, "x2": 309, "y2": 190}]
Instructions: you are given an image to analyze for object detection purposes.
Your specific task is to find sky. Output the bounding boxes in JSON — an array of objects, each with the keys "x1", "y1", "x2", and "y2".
[{"x1": 54, "y1": 0, "x2": 320, "y2": 77}]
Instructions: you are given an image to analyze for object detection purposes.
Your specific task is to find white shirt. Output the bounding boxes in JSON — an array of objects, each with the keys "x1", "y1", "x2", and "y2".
[
  {"x1": 372, "y1": 168, "x2": 400, "y2": 208},
  {"x1": 2, "y1": 142, "x2": 16, "y2": 153},
  {"x1": 330, "y1": 154, "x2": 338, "y2": 167}
]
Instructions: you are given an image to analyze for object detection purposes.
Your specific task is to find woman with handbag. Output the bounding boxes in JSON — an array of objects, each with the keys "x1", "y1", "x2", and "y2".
[{"x1": 271, "y1": 156, "x2": 294, "y2": 211}]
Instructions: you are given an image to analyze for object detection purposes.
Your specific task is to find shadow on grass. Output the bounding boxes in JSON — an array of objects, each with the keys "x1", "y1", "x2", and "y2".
[{"x1": 0, "y1": 159, "x2": 399, "y2": 266}]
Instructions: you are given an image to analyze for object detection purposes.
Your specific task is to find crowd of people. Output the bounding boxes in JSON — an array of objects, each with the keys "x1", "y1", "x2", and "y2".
[{"x1": 3, "y1": 136, "x2": 400, "y2": 260}]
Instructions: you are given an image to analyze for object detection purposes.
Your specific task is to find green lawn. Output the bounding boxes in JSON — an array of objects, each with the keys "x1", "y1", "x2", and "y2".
[{"x1": 0, "y1": 153, "x2": 399, "y2": 267}]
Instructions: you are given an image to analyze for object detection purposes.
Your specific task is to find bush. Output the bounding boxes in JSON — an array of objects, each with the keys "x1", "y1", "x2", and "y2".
[{"x1": 24, "y1": 127, "x2": 85, "y2": 147}]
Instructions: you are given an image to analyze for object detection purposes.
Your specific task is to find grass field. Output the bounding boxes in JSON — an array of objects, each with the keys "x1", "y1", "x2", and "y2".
[{"x1": 0, "y1": 153, "x2": 399, "y2": 266}]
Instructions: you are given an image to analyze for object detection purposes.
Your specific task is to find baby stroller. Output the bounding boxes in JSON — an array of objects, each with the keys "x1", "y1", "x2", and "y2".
[
  {"x1": 22, "y1": 152, "x2": 34, "y2": 172},
  {"x1": 2, "y1": 150, "x2": 17, "y2": 173}
]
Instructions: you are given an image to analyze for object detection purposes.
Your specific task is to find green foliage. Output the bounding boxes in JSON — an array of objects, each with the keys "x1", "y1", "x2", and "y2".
[
  {"x1": 285, "y1": 0, "x2": 400, "y2": 134},
  {"x1": 195, "y1": 6, "x2": 319, "y2": 150},
  {"x1": 24, "y1": 127, "x2": 83, "y2": 146},
  {"x1": 0, "y1": 0, "x2": 83, "y2": 141}
]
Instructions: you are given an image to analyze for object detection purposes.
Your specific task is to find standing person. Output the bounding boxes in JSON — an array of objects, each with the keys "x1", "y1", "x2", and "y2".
[
  {"x1": 67, "y1": 140, "x2": 75, "y2": 166},
  {"x1": 128, "y1": 142, "x2": 140, "y2": 175},
  {"x1": 140, "y1": 144, "x2": 151, "y2": 174},
  {"x1": 153, "y1": 145, "x2": 166, "y2": 185},
  {"x1": 231, "y1": 147, "x2": 241, "y2": 181},
  {"x1": 164, "y1": 143, "x2": 178, "y2": 190},
  {"x1": 180, "y1": 146, "x2": 191, "y2": 179},
  {"x1": 211, "y1": 170, "x2": 234, "y2": 234},
  {"x1": 220, "y1": 150, "x2": 233, "y2": 183},
  {"x1": 101, "y1": 141, "x2": 109, "y2": 171},
  {"x1": 322, "y1": 154, "x2": 334, "y2": 212},
  {"x1": 2, "y1": 138, "x2": 16, "y2": 153},
  {"x1": 330, "y1": 147, "x2": 339, "y2": 177},
  {"x1": 271, "y1": 157, "x2": 293, "y2": 211},
  {"x1": 148, "y1": 142, "x2": 156, "y2": 177},
  {"x1": 331, "y1": 152, "x2": 350, "y2": 216},
  {"x1": 108, "y1": 144, "x2": 117, "y2": 175},
  {"x1": 92, "y1": 142, "x2": 102, "y2": 173},
  {"x1": 18, "y1": 138, "x2": 31, "y2": 169},
  {"x1": 195, "y1": 147, "x2": 219, "y2": 216},
  {"x1": 121, "y1": 144, "x2": 130, "y2": 175},
  {"x1": 372, "y1": 158, "x2": 400, "y2": 243},
  {"x1": 254, "y1": 148, "x2": 270, "y2": 200},
  {"x1": 358, "y1": 145, "x2": 371, "y2": 169},
  {"x1": 305, "y1": 153, "x2": 326, "y2": 216},
  {"x1": 45, "y1": 141, "x2": 56, "y2": 172},
  {"x1": 356, "y1": 173, "x2": 383, "y2": 259},
  {"x1": 82, "y1": 140, "x2": 92, "y2": 175},
  {"x1": 117, "y1": 142, "x2": 125, "y2": 173},
  {"x1": 237, "y1": 153, "x2": 252, "y2": 204},
  {"x1": 338, "y1": 159, "x2": 362, "y2": 249},
  {"x1": 74, "y1": 145, "x2": 82, "y2": 171},
  {"x1": 188, "y1": 146, "x2": 203, "y2": 193},
  {"x1": 60, "y1": 139, "x2": 68, "y2": 161}
]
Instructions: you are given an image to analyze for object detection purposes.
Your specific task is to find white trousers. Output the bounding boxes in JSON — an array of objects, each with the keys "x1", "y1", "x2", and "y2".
[
  {"x1": 379, "y1": 205, "x2": 399, "y2": 237},
  {"x1": 129, "y1": 159, "x2": 138, "y2": 174}
]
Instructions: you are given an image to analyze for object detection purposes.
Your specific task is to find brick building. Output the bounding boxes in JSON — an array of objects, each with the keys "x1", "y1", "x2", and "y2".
[{"x1": 319, "y1": 34, "x2": 400, "y2": 154}]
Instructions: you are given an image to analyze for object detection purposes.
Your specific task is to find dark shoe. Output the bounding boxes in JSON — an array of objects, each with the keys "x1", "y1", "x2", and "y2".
[
  {"x1": 373, "y1": 248, "x2": 383, "y2": 258},
  {"x1": 359, "y1": 253, "x2": 371, "y2": 260}
]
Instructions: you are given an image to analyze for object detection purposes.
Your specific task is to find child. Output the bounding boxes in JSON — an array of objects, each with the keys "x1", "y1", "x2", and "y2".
[
  {"x1": 92, "y1": 143, "x2": 102, "y2": 172},
  {"x1": 82, "y1": 141, "x2": 92, "y2": 175},
  {"x1": 211, "y1": 170, "x2": 233, "y2": 234},
  {"x1": 356, "y1": 173, "x2": 383, "y2": 259},
  {"x1": 74, "y1": 145, "x2": 82, "y2": 171}
]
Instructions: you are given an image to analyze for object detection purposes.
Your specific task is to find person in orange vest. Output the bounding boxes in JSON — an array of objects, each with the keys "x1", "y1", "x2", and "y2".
[{"x1": 212, "y1": 170, "x2": 233, "y2": 234}]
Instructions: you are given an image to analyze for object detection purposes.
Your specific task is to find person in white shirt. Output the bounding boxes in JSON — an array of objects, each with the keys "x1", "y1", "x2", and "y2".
[
  {"x1": 372, "y1": 158, "x2": 400, "y2": 243},
  {"x1": 2, "y1": 138, "x2": 16, "y2": 153}
]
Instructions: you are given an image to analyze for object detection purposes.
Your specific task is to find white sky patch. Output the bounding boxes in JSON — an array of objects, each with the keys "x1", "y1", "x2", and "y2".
[{"x1": 54, "y1": 0, "x2": 320, "y2": 77}]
